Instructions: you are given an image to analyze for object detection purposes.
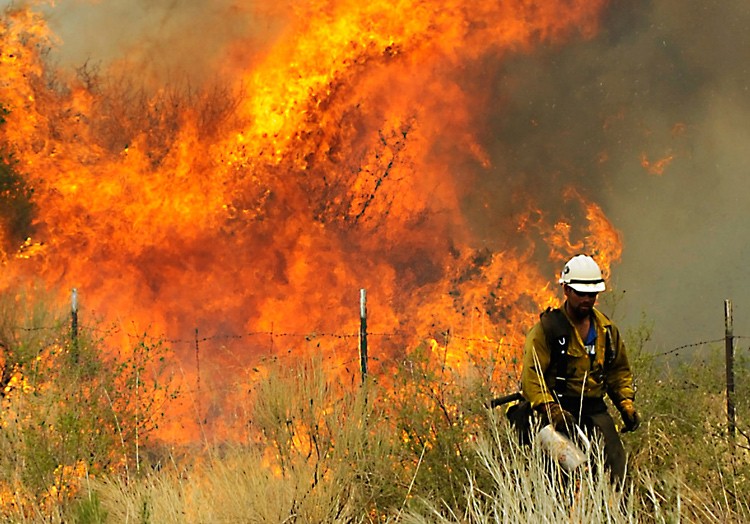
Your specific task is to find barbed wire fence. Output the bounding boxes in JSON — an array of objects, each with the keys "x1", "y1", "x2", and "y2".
[{"x1": 8, "y1": 289, "x2": 748, "y2": 443}]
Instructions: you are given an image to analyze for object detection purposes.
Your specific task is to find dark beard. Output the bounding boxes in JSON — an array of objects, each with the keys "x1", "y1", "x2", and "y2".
[{"x1": 566, "y1": 301, "x2": 592, "y2": 322}]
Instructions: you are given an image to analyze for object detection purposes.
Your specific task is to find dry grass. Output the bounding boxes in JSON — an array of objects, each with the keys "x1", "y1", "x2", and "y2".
[
  {"x1": 0, "y1": 291, "x2": 748, "y2": 522},
  {"x1": 82, "y1": 353, "x2": 749, "y2": 524}
]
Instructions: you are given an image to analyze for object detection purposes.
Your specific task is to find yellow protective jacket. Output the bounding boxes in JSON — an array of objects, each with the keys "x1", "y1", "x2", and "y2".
[{"x1": 521, "y1": 305, "x2": 635, "y2": 410}]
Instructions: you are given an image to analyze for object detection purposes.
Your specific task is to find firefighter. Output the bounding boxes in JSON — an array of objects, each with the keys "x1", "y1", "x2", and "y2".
[{"x1": 521, "y1": 254, "x2": 641, "y2": 483}]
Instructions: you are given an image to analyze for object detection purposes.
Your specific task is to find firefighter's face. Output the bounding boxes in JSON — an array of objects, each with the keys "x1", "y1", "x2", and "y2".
[{"x1": 564, "y1": 285, "x2": 597, "y2": 319}]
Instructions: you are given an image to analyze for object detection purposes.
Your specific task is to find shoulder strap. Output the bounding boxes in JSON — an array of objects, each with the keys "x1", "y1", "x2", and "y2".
[
  {"x1": 539, "y1": 307, "x2": 570, "y2": 394},
  {"x1": 604, "y1": 324, "x2": 615, "y2": 367},
  {"x1": 596, "y1": 309, "x2": 617, "y2": 369}
]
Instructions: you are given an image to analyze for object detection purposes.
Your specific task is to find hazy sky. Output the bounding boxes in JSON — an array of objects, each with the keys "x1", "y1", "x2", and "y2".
[
  {"x1": 11, "y1": 0, "x2": 288, "y2": 85},
  {"x1": 462, "y1": 0, "x2": 750, "y2": 352}
]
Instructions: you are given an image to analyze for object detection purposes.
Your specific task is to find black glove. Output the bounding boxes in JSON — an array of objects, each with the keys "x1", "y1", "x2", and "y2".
[
  {"x1": 618, "y1": 399, "x2": 641, "y2": 432},
  {"x1": 539, "y1": 402, "x2": 576, "y2": 434}
]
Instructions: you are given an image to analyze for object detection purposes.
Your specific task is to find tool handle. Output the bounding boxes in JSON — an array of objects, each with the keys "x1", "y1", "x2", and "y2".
[{"x1": 489, "y1": 391, "x2": 524, "y2": 408}]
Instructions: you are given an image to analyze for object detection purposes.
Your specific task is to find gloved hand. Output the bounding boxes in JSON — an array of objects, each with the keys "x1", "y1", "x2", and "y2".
[
  {"x1": 539, "y1": 402, "x2": 576, "y2": 434},
  {"x1": 618, "y1": 399, "x2": 641, "y2": 432}
]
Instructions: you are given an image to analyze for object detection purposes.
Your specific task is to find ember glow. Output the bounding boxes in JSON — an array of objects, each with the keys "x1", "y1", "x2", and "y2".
[
  {"x1": 0, "y1": 1, "x2": 622, "y2": 441},
  {"x1": 640, "y1": 152, "x2": 675, "y2": 176}
]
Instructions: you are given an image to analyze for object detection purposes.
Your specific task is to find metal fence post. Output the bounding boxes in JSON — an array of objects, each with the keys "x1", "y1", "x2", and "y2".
[
  {"x1": 724, "y1": 299, "x2": 736, "y2": 443},
  {"x1": 359, "y1": 289, "x2": 368, "y2": 382}
]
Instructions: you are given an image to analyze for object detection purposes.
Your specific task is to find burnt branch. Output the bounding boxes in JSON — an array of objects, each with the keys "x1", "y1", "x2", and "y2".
[{"x1": 349, "y1": 122, "x2": 412, "y2": 226}]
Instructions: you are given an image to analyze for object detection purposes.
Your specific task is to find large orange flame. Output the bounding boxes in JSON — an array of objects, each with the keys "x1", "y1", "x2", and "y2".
[{"x1": 0, "y1": 0, "x2": 620, "y2": 442}]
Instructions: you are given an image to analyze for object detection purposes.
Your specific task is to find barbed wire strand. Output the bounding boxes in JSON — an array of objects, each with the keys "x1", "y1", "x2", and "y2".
[{"x1": 9, "y1": 324, "x2": 750, "y2": 359}]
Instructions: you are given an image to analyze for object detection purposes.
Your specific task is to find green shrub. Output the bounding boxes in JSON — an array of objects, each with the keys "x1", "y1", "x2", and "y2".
[
  {"x1": 625, "y1": 316, "x2": 750, "y2": 521},
  {"x1": 73, "y1": 492, "x2": 108, "y2": 524}
]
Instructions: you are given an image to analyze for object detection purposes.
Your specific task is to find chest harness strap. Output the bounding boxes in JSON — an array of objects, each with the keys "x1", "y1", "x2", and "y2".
[{"x1": 539, "y1": 307, "x2": 615, "y2": 394}]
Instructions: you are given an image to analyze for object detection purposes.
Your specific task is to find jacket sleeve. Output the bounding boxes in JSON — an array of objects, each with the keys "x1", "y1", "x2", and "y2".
[
  {"x1": 604, "y1": 324, "x2": 635, "y2": 405},
  {"x1": 521, "y1": 322, "x2": 556, "y2": 409}
]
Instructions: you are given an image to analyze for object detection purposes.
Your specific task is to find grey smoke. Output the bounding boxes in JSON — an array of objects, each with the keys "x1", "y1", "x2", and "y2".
[{"x1": 467, "y1": 0, "x2": 750, "y2": 351}]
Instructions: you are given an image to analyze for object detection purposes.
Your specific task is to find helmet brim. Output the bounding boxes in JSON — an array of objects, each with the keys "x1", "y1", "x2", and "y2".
[{"x1": 566, "y1": 281, "x2": 606, "y2": 293}]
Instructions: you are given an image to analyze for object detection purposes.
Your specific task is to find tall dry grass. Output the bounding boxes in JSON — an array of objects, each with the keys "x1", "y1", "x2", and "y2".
[
  {"x1": 86, "y1": 347, "x2": 749, "y2": 524},
  {"x1": 0, "y1": 291, "x2": 748, "y2": 522}
]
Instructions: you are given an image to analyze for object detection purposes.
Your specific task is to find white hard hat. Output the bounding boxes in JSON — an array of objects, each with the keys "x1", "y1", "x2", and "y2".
[{"x1": 558, "y1": 254, "x2": 606, "y2": 293}]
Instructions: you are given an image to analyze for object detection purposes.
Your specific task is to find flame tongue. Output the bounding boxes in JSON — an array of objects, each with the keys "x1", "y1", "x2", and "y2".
[{"x1": 226, "y1": 0, "x2": 608, "y2": 172}]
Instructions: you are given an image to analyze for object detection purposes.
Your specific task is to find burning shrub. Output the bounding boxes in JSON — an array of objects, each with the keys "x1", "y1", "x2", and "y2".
[
  {"x1": 84, "y1": 346, "x2": 497, "y2": 521},
  {"x1": 0, "y1": 287, "x2": 177, "y2": 520},
  {"x1": 49, "y1": 326, "x2": 750, "y2": 523}
]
